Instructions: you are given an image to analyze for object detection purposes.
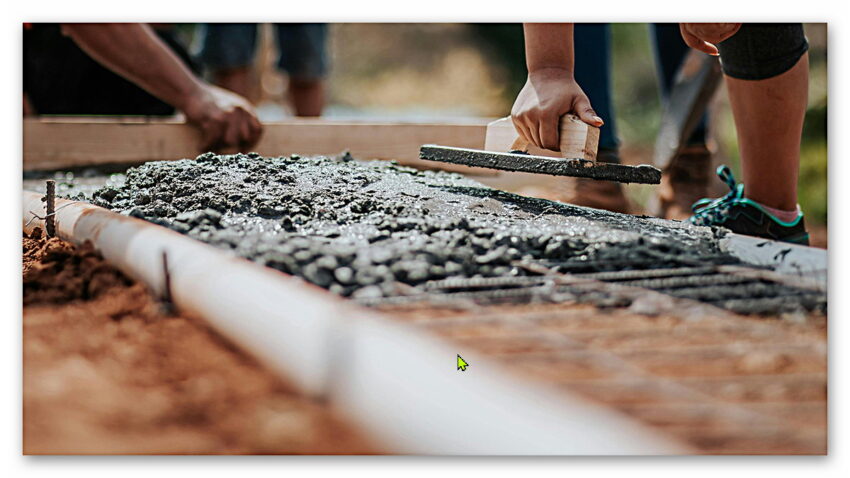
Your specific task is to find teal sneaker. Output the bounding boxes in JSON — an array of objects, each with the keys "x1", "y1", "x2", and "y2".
[{"x1": 688, "y1": 165, "x2": 810, "y2": 245}]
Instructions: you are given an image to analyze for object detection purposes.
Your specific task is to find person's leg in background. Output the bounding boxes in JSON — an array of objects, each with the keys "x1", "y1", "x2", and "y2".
[
  {"x1": 276, "y1": 23, "x2": 329, "y2": 117},
  {"x1": 198, "y1": 24, "x2": 259, "y2": 102},
  {"x1": 560, "y1": 23, "x2": 631, "y2": 213},
  {"x1": 689, "y1": 24, "x2": 810, "y2": 244},
  {"x1": 648, "y1": 23, "x2": 715, "y2": 220},
  {"x1": 574, "y1": 24, "x2": 619, "y2": 156}
]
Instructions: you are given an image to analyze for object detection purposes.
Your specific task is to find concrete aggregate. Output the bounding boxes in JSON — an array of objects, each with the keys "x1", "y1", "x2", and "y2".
[{"x1": 85, "y1": 153, "x2": 822, "y2": 313}]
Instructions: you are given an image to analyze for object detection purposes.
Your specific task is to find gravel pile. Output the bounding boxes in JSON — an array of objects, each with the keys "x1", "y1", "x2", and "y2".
[{"x1": 89, "y1": 153, "x2": 739, "y2": 300}]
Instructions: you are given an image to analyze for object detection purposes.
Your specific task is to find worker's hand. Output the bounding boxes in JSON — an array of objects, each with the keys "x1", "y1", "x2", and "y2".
[
  {"x1": 181, "y1": 84, "x2": 263, "y2": 152},
  {"x1": 679, "y1": 23, "x2": 742, "y2": 56},
  {"x1": 511, "y1": 68, "x2": 603, "y2": 151}
]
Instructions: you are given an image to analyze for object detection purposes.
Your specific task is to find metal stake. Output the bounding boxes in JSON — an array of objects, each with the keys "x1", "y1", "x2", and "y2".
[
  {"x1": 45, "y1": 180, "x2": 55, "y2": 237},
  {"x1": 161, "y1": 250, "x2": 175, "y2": 315}
]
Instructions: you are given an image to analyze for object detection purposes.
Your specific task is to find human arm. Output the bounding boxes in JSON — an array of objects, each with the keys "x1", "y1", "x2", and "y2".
[
  {"x1": 62, "y1": 23, "x2": 262, "y2": 151},
  {"x1": 511, "y1": 23, "x2": 603, "y2": 151}
]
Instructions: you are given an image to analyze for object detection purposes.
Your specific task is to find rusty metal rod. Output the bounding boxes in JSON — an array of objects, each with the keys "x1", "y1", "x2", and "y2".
[{"x1": 45, "y1": 180, "x2": 55, "y2": 237}]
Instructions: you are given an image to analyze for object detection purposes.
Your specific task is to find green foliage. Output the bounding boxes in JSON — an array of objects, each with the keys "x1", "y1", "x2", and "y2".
[
  {"x1": 468, "y1": 24, "x2": 526, "y2": 97},
  {"x1": 610, "y1": 24, "x2": 662, "y2": 148},
  {"x1": 799, "y1": 102, "x2": 828, "y2": 224}
]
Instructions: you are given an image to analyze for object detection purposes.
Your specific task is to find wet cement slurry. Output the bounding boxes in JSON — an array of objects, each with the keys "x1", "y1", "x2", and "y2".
[{"x1": 86, "y1": 153, "x2": 824, "y2": 314}]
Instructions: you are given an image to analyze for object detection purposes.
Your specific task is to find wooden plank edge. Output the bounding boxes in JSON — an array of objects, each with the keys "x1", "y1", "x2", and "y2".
[{"x1": 23, "y1": 118, "x2": 497, "y2": 176}]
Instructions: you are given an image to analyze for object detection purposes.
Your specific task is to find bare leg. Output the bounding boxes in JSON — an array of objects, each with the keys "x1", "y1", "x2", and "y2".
[
  {"x1": 212, "y1": 66, "x2": 256, "y2": 103},
  {"x1": 288, "y1": 77, "x2": 325, "y2": 117},
  {"x1": 725, "y1": 53, "x2": 808, "y2": 211}
]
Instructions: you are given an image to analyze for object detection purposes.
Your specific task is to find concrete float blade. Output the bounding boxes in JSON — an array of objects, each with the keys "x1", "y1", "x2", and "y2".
[{"x1": 420, "y1": 145, "x2": 661, "y2": 184}]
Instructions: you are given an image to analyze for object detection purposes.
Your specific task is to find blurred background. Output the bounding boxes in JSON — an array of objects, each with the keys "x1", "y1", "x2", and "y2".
[
  {"x1": 137, "y1": 23, "x2": 830, "y2": 246},
  {"x1": 41, "y1": 23, "x2": 808, "y2": 247}
]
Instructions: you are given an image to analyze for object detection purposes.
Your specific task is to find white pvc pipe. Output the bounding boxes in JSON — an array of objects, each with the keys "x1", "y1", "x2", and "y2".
[
  {"x1": 22, "y1": 191, "x2": 684, "y2": 454},
  {"x1": 720, "y1": 233, "x2": 828, "y2": 287}
]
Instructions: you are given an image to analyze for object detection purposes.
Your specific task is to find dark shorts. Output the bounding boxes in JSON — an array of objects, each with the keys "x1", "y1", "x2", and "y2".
[
  {"x1": 716, "y1": 23, "x2": 809, "y2": 80},
  {"x1": 199, "y1": 23, "x2": 328, "y2": 80}
]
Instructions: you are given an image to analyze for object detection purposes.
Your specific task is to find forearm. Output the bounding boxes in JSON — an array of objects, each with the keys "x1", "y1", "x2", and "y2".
[
  {"x1": 523, "y1": 23, "x2": 574, "y2": 73},
  {"x1": 512, "y1": 23, "x2": 601, "y2": 147},
  {"x1": 62, "y1": 23, "x2": 203, "y2": 111}
]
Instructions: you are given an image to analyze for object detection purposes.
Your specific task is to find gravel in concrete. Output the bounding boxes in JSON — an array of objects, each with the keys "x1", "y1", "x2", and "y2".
[{"x1": 81, "y1": 153, "x2": 823, "y2": 314}]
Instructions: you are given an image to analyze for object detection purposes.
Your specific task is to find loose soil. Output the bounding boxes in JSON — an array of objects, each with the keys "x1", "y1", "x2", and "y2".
[{"x1": 23, "y1": 230, "x2": 374, "y2": 454}]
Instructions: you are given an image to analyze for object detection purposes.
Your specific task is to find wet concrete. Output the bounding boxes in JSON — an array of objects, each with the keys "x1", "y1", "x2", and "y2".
[{"x1": 74, "y1": 153, "x2": 822, "y2": 314}]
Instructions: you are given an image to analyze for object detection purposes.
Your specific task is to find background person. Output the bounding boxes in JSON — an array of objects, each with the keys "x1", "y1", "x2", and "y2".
[{"x1": 198, "y1": 23, "x2": 329, "y2": 117}]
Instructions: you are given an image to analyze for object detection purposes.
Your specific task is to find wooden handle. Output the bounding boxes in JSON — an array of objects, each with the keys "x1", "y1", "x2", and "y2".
[
  {"x1": 510, "y1": 137, "x2": 530, "y2": 152},
  {"x1": 555, "y1": 114, "x2": 600, "y2": 161},
  {"x1": 484, "y1": 114, "x2": 600, "y2": 161}
]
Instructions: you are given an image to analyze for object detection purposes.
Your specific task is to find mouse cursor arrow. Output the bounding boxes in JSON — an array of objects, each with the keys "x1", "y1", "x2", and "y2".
[{"x1": 457, "y1": 354, "x2": 469, "y2": 372}]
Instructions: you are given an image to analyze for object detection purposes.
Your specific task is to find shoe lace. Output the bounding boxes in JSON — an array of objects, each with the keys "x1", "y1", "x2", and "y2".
[{"x1": 688, "y1": 165, "x2": 744, "y2": 225}]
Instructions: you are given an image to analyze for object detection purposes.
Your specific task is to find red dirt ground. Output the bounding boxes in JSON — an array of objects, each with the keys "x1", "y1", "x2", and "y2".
[
  {"x1": 23, "y1": 230, "x2": 375, "y2": 454},
  {"x1": 383, "y1": 301, "x2": 826, "y2": 454}
]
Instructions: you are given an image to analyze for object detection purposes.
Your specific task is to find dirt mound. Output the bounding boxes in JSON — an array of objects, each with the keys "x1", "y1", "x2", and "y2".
[
  {"x1": 23, "y1": 234, "x2": 375, "y2": 454},
  {"x1": 23, "y1": 228, "x2": 132, "y2": 305}
]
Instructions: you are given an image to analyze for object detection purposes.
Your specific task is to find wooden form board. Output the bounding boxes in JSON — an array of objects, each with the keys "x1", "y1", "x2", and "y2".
[
  {"x1": 484, "y1": 115, "x2": 600, "y2": 161},
  {"x1": 23, "y1": 117, "x2": 493, "y2": 173}
]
